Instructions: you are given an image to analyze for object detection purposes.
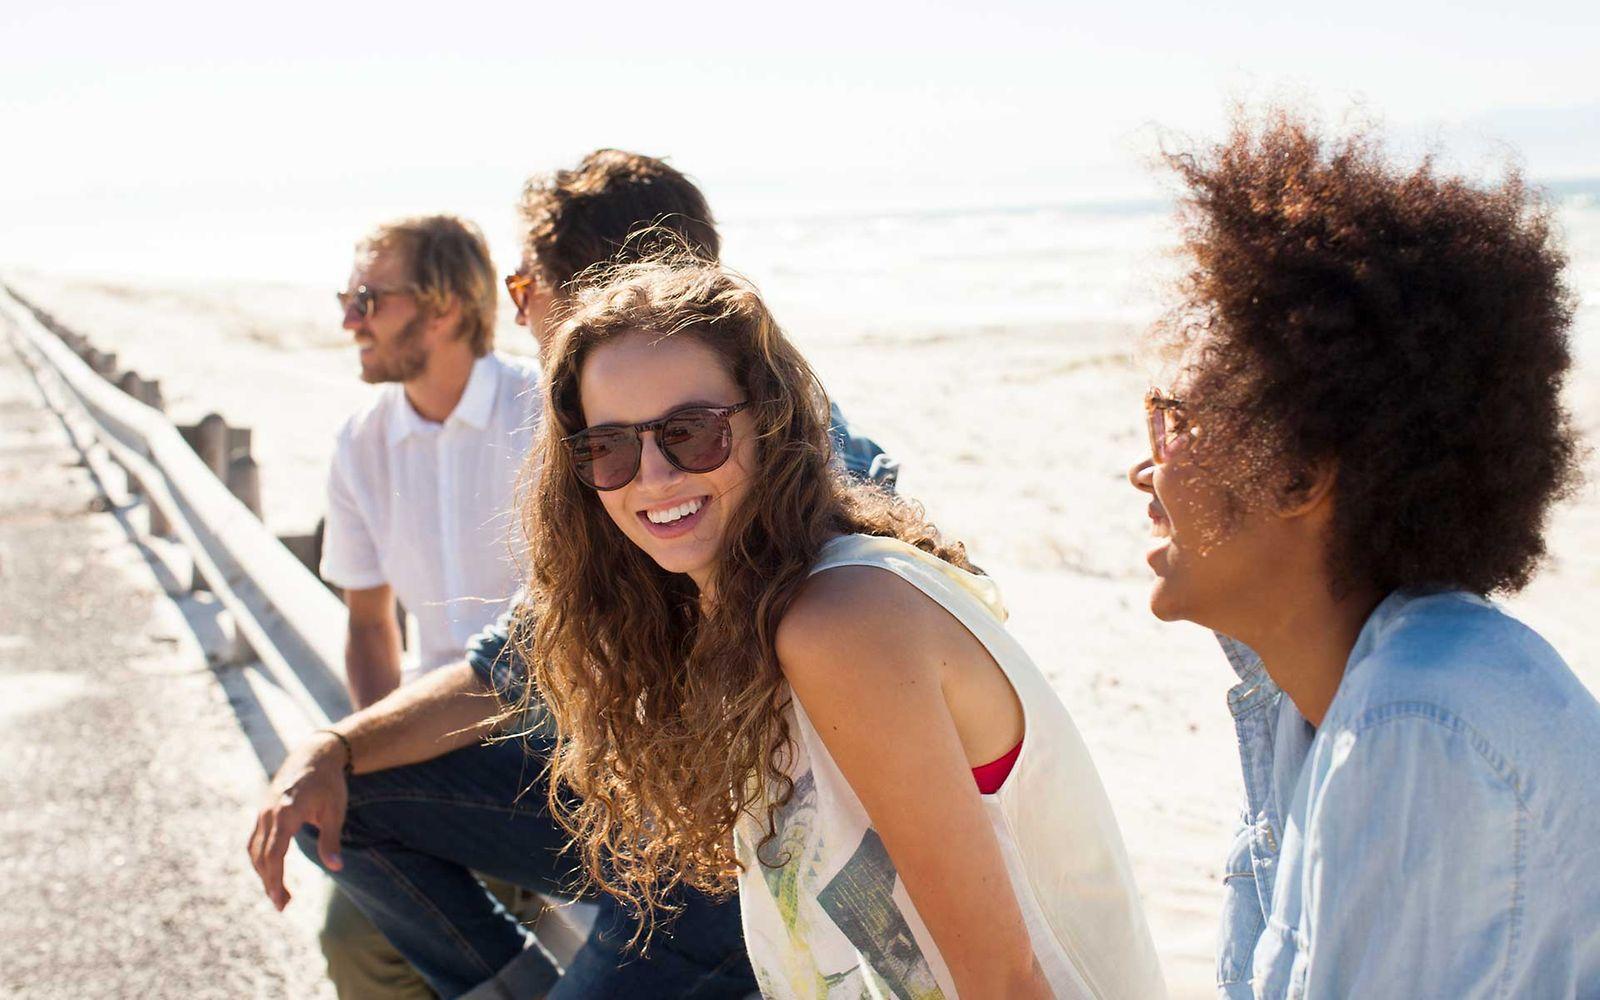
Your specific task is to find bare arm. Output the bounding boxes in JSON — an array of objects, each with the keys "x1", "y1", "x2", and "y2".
[
  {"x1": 343, "y1": 584, "x2": 404, "y2": 709},
  {"x1": 247, "y1": 660, "x2": 501, "y2": 909},
  {"x1": 777, "y1": 567, "x2": 1049, "y2": 1000},
  {"x1": 337, "y1": 660, "x2": 503, "y2": 773}
]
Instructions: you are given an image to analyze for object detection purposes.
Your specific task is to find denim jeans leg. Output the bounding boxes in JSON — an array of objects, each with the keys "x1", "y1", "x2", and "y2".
[
  {"x1": 552, "y1": 886, "x2": 756, "y2": 999},
  {"x1": 296, "y1": 738, "x2": 566, "y2": 997},
  {"x1": 296, "y1": 736, "x2": 755, "y2": 999}
]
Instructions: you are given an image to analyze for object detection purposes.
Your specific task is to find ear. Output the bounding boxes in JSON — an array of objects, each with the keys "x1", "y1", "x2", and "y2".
[{"x1": 1276, "y1": 458, "x2": 1336, "y2": 519}]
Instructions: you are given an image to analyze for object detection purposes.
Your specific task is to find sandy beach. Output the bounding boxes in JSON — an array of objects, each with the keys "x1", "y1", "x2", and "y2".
[{"x1": 8, "y1": 194, "x2": 1598, "y2": 995}]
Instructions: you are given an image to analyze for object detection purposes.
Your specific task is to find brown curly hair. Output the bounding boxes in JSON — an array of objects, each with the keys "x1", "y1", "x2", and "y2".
[
  {"x1": 508, "y1": 255, "x2": 970, "y2": 930},
  {"x1": 1159, "y1": 107, "x2": 1582, "y2": 596},
  {"x1": 517, "y1": 150, "x2": 720, "y2": 291}
]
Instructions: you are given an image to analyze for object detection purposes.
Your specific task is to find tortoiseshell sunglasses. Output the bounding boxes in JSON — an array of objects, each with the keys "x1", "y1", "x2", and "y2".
[
  {"x1": 564, "y1": 402, "x2": 751, "y2": 491},
  {"x1": 503, "y1": 272, "x2": 536, "y2": 315}
]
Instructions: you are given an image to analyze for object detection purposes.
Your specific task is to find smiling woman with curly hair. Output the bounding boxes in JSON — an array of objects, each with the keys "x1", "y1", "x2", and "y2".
[
  {"x1": 1129, "y1": 108, "x2": 1600, "y2": 997},
  {"x1": 512, "y1": 255, "x2": 1166, "y2": 999}
]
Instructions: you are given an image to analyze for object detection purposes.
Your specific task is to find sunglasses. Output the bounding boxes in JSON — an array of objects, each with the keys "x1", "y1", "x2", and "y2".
[
  {"x1": 1144, "y1": 388, "x2": 1190, "y2": 464},
  {"x1": 504, "y1": 272, "x2": 536, "y2": 314},
  {"x1": 564, "y1": 402, "x2": 751, "y2": 491},
  {"x1": 336, "y1": 284, "x2": 410, "y2": 323}
]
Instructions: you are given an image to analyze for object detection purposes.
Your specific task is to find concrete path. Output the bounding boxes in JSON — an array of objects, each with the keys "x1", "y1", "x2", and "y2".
[{"x1": 0, "y1": 335, "x2": 332, "y2": 998}]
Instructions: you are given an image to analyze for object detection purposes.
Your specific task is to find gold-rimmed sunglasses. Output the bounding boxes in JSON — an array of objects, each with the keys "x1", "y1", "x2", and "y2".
[{"x1": 1144, "y1": 388, "x2": 1191, "y2": 465}]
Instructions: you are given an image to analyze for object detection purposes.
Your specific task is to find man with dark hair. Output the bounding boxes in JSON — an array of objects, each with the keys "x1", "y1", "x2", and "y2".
[
  {"x1": 1129, "y1": 110, "x2": 1600, "y2": 996},
  {"x1": 251, "y1": 152, "x2": 893, "y2": 999},
  {"x1": 504, "y1": 148, "x2": 719, "y2": 353},
  {"x1": 513, "y1": 149, "x2": 720, "y2": 328}
]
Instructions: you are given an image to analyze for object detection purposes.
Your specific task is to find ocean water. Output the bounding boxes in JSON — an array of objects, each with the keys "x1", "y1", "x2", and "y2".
[
  {"x1": 723, "y1": 200, "x2": 1177, "y2": 345},
  {"x1": 9, "y1": 182, "x2": 1597, "y2": 550},
  {"x1": 722, "y1": 183, "x2": 1600, "y2": 360}
]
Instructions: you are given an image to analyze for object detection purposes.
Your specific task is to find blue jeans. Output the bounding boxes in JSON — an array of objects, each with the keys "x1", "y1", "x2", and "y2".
[{"x1": 295, "y1": 737, "x2": 755, "y2": 999}]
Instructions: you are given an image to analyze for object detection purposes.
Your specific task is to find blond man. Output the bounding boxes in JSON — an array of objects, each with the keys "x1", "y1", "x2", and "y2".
[{"x1": 318, "y1": 215, "x2": 543, "y2": 999}]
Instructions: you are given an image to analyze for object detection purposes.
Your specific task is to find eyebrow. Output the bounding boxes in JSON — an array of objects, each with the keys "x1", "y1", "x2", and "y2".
[{"x1": 582, "y1": 398, "x2": 739, "y2": 428}]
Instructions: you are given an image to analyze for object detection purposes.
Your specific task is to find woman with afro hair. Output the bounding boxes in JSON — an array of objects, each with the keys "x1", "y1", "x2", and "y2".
[{"x1": 1129, "y1": 109, "x2": 1600, "y2": 997}]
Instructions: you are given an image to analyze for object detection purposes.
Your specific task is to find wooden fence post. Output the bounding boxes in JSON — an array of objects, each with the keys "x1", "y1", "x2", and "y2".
[
  {"x1": 194, "y1": 413, "x2": 229, "y2": 480},
  {"x1": 137, "y1": 378, "x2": 165, "y2": 413},
  {"x1": 146, "y1": 482, "x2": 172, "y2": 538},
  {"x1": 226, "y1": 453, "x2": 262, "y2": 518},
  {"x1": 227, "y1": 426, "x2": 252, "y2": 463}
]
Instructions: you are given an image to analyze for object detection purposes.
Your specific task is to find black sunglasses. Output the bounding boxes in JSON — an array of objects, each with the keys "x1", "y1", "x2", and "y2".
[{"x1": 564, "y1": 402, "x2": 751, "y2": 491}]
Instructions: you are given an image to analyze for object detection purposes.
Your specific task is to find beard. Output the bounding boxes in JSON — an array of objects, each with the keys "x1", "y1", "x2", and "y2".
[{"x1": 359, "y1": 311, "x2": 430, "y2": 384}]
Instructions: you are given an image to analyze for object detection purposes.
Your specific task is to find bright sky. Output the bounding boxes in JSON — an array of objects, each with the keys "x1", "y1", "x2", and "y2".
[{"x1": 2, "y1": 0, "x2": 1597, "y2": 283}]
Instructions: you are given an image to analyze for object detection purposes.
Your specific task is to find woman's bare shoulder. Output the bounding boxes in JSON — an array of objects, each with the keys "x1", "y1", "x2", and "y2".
[{"x1": 775, "y1": 563, "x2": 944, "y2": 686}]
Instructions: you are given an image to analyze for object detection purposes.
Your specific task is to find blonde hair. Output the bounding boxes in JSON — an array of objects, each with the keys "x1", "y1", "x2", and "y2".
[{"x1": 361, "y1": 215, "x2": 498, "y2": 356}]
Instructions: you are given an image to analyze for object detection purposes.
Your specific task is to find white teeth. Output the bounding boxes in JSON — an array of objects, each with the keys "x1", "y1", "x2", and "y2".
[{"x1": 646, "y1": 498, "x2": 704, "y2": 524}]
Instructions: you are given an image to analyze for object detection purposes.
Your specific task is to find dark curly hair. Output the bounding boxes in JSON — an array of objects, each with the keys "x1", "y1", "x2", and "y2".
[
  {"x1": 1160, "y1": 107, "x2": 1581, "y2": 596},
  {"x1": 517, "y1": 149, "x2": 720, "y2": 291}
]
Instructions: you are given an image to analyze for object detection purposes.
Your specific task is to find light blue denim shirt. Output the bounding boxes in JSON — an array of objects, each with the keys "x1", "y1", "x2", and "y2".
[{"x1": 1216, "y1": 590, "x2": 1600, "y2": 998}]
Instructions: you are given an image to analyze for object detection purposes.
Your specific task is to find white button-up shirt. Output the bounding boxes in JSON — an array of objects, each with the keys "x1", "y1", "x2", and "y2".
[{"x1": 320, "y1": 352, "x2": 542, "y2": 679}]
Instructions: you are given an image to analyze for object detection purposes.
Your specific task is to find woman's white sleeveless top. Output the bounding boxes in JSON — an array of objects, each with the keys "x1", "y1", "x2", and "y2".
[{"x1": 734, "y1": 534, "x2": 1166, "y2": 999}]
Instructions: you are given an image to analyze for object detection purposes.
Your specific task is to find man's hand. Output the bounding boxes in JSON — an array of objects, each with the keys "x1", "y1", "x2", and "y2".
[
  {"x1": 244, "y1": 660, "x2": 501, "y2": 911},
  {"x1": 247, "y1": 731, "x2": 350, "y2": 911}
]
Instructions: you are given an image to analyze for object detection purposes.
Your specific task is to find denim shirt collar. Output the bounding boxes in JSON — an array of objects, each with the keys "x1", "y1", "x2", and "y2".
[
  {"x1": 1221, "y1": 633, "x2": 1275, "y2": 717},
  {"x1": 1220, "y1": 589, "x2": 1429, "y2": 723}
]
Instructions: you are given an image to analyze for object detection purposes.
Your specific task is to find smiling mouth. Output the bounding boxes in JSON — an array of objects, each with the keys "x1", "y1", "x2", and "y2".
[
  {"x1": 638, "y1": 496, "x2": 711, "y2": 538},
  {"x1": 1147, "y1": 501, "x2": 1171, "y2": 535}
]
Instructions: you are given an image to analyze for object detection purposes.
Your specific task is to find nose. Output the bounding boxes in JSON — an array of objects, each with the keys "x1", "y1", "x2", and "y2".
[
  {"x1": 635, "y1": 431, "x2": 687, "y2": 493},
  {"x1": 1128, "y1": 457, "x2": 1155, "y2": 495},
  {"x1": 342, "y1": 308, "x2": 364, "y2": 333}
]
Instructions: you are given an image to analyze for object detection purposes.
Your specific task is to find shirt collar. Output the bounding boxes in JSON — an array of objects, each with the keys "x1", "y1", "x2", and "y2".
[
  {"x1": 1337, "y1": 587, "x2": 1480, "y2": 686},
  {"x1": 385, "y1": 391, "x2": 427, "y2": 447},
  {"x1": 1220, "y1": 633, "x2": 1276, "y2": 717},
  {"x1": 385, "y1": 354, "x2": 501, "y2": 447},
  {"x1": 449, "y1": 354, "x2": 501, "y2": 431},
  {"x1": 1220, "y1": 588, "x2": 1427, "y2": 719}
]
